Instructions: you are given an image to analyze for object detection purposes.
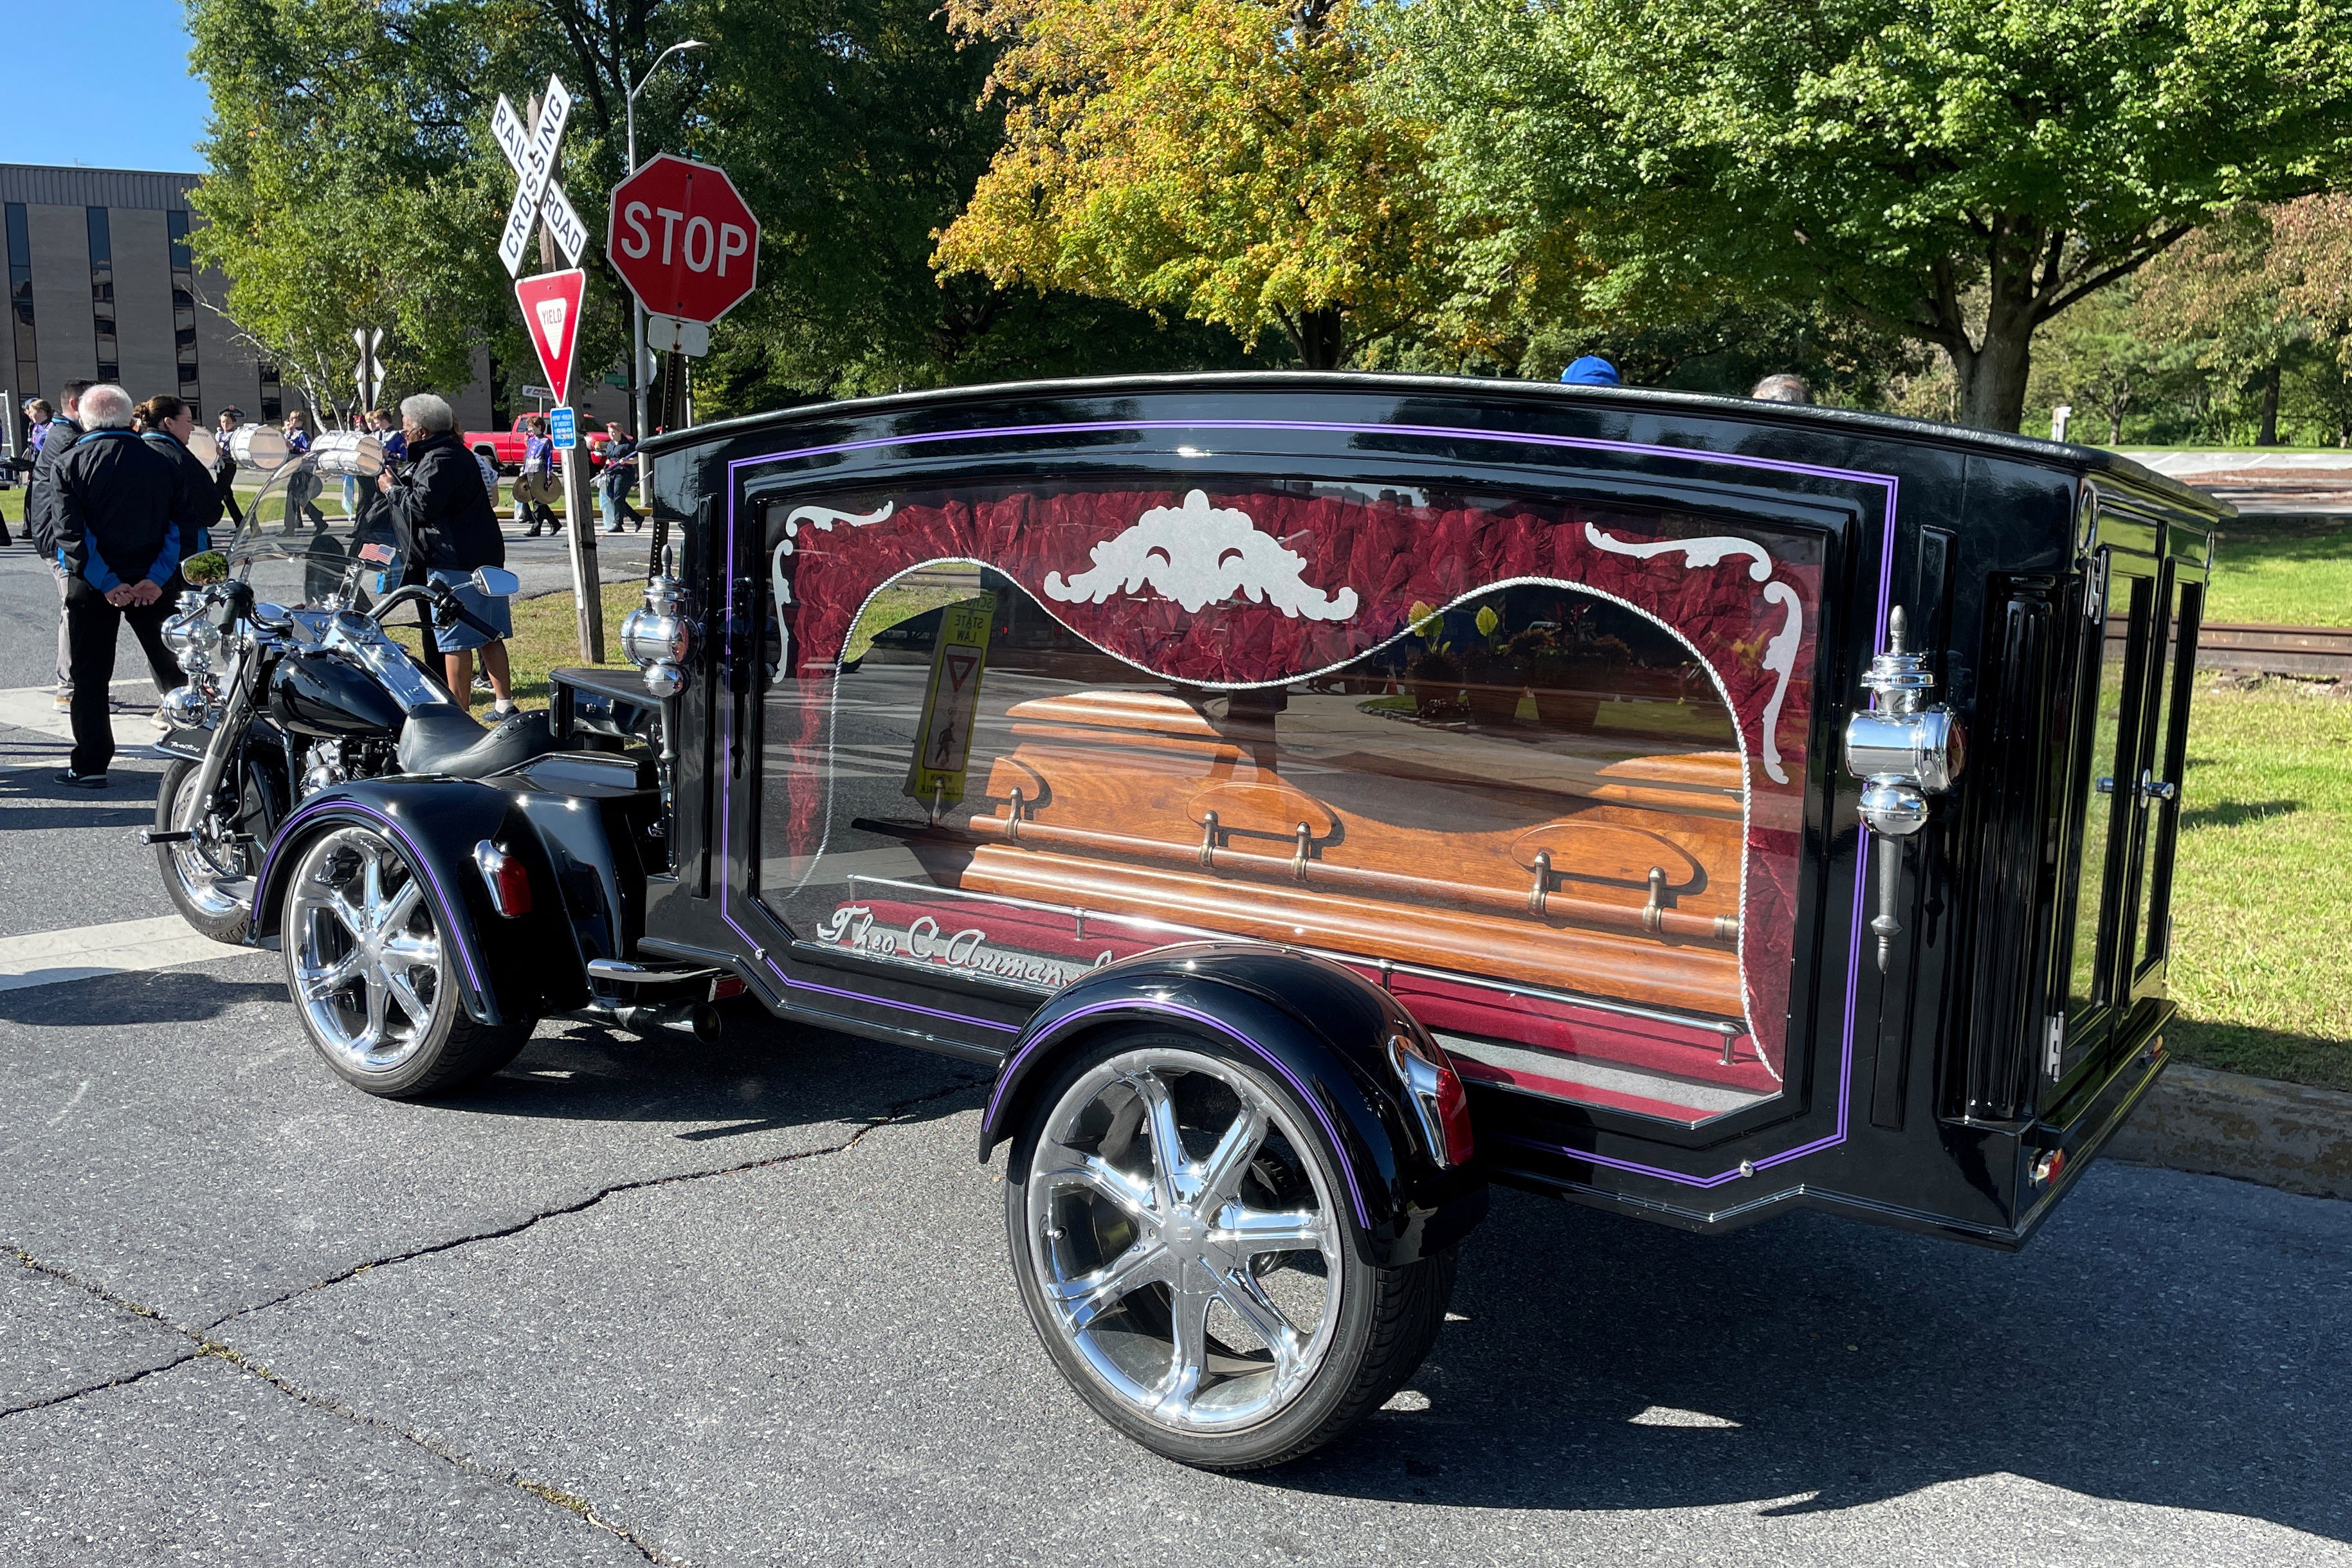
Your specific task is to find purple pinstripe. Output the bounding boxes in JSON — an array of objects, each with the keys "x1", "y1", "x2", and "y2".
[
  {"x1": 255, "y1": 797, "x2": 489, "y2": 996},
  {"x1": 707, "y1": 412, "x2": 1899, "y2": 1190}
]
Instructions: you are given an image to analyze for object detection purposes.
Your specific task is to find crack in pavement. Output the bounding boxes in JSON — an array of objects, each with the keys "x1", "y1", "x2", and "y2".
[{"x1": 2, "y1": 1073, "x2": 991, "y2": 1564}]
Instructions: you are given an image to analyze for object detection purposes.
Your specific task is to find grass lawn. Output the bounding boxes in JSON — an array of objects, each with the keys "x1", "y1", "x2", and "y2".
[
  {"x1": 2167, "y1": 677, "x2": 2352, "y2": 1089},
  {"x1": 2206, "y1": 514, "x2": 2352, "y2": 628},
  {"x1": 387, "y1": 578, "x2": 644, "y2": 709}
]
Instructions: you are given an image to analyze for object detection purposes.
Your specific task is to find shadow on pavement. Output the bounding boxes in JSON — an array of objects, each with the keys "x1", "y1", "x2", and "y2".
[
  {"x1": 1274, "y1": 1177, "x2": 2349, "y2": 1545},
  {"x1": 414, "y1": 1009, "x2": 990, "y2": 1137},
  {"x1": 0, "y1": 971, "x2": 282, "y2": 1026}
]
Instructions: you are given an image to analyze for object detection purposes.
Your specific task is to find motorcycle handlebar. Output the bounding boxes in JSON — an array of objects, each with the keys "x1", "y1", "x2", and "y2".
[{"x1": 372, "y1": 582, "x2": 499, "y2": 642}]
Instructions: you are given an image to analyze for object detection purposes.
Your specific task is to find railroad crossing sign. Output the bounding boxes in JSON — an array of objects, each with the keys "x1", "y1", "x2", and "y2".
[
  {"x1": 352, "y1": 327, "x2": 383, "y2": 411},
  {"x1": 515, "y1": 269, "x2": 587, "y2": 408},
  {"x1": 491, "y1": 78, "x2": 590, "y2": 275},
  {"x1": 606, "y1": 154, "x2": 760, "y2": 324}
]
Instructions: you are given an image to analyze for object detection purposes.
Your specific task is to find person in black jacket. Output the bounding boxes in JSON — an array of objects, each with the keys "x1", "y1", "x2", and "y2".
[
  {"x1": 28, "y1": 379, "x2": 93, "y2": 715},
  {"x1": 48, "y1": 384, "x2": 186, "y2": 787},
  {"x1": 377, "y1": 392, "x2": 514, "y2": 713},
  {"x1": 136, "y1": 395, "x2": 224, "y2": 563}
]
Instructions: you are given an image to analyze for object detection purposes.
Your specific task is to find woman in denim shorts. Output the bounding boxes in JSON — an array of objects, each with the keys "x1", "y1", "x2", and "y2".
[{"x1": 427, "y1": 568, "x2": 516, "y2": 716}]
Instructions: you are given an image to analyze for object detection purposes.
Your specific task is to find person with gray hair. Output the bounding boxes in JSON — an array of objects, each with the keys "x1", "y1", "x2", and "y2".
[
  {"x1": 48, "y1": 383, "x2": 185, "y2": 787},
  {"x1": 377, "y1": 392, "x2": 515, "y2": 713},
  {"x1": 399, "y1": 392, "x2": 456, "y2": 434},
  {"x1": 1750, "y1": 373, "x2": 1811, "y2": 405}
]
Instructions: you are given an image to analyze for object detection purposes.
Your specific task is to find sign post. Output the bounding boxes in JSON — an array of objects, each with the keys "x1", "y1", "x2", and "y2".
[{"x1": 494, "y1": 78, "x2": 601, "y2": 661}]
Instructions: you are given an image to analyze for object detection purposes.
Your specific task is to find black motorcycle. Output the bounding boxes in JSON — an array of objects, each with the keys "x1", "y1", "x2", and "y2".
[{"x1": 151, "y1": 440, "x2": 546, "y2": 942}]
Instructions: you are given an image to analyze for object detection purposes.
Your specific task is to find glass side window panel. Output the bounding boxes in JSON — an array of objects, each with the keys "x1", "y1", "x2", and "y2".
[
  {"x1": 2068, "y1": 569, "x2": 2146, "y2": 1021},
  {"x1": 754, "y1": 479, "x2": 1825, "y2": 1129},
  {"x1": 2133, "y1": 577, "x2": 2194, "y2": 980}
]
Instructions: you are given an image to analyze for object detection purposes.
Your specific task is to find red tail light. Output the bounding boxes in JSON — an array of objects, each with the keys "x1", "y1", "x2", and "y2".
[
  {"x1": 1388, "y1": 1028, "x2": 1475, "y2": 1168},
  {"x1": 472, "y1": 841, "x2": 533, "y2": 918}
]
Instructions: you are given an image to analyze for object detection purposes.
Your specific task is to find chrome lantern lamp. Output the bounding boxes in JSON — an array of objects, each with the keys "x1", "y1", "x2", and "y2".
[
  {"x1": 1843, "y1": 606, "x2": 1966, "y2": 971},
  {"x1": 620, "y1": 566, "x2": 692, "y2": 699}
]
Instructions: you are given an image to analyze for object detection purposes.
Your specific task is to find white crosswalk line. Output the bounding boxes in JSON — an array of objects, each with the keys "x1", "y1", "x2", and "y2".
[
  {"x1": 0, "y1": 915, "x2": 244, "y2": 993},
  {"x1": 0, "y1": 680, "x2": 170, "y2": 747}
]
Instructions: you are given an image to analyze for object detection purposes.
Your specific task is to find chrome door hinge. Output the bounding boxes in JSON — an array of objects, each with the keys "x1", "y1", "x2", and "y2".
[{"x1": 2045, "y1": 1016, "x2": 2065, "y2": 1079}]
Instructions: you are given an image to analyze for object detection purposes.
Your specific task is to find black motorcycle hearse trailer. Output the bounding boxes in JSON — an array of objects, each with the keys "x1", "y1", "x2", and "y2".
[{"x1": 189, "y1": 374, "x2": 2222, "y2": 1468}]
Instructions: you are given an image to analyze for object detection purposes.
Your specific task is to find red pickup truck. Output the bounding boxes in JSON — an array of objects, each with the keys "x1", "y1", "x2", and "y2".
[{"x1": 462, "y1": 416, "x2": 610, "y2": 473}]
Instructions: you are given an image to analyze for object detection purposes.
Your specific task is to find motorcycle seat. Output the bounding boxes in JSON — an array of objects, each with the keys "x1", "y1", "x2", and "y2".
[{"x1": 396, "y1": 704, "x2": 563, "y2": 781}]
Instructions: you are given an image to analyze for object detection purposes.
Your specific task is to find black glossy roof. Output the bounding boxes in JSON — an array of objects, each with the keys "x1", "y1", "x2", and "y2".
[{"x1": 641, "y1": 370, "x2": 2230, "y2": 521}]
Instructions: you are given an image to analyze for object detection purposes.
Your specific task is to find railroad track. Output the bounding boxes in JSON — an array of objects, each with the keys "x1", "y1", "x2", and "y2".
[{"x1": 2107, "y1": 619, "x2": 2352, "y2": 678}]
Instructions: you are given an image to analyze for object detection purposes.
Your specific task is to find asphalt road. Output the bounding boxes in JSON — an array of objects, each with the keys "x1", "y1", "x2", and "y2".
[{"x1": 3, "y1": 534, "x2": 2349, "y2": 1565}]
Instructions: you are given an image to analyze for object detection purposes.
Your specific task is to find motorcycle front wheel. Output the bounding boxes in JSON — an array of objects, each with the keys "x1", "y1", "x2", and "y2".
[{"x1": 154, "y1": 757, "x2": 268, "y2": 943}]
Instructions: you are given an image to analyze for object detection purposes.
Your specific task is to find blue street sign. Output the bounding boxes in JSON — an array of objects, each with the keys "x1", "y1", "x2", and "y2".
[{"x1": 549, "y1": 406, "x2": 578, "y2": 450}]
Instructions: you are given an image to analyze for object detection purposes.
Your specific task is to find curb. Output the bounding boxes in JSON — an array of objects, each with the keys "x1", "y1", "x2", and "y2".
[{"x1": 2109, "y1": 1063, "x2": 2352, "y2": 1201}]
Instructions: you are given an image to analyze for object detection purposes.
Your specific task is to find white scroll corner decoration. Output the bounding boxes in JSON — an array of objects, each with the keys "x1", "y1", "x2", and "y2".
[{"x1": 1584, "y1": 522, "x2": 1801, "y2": 784}]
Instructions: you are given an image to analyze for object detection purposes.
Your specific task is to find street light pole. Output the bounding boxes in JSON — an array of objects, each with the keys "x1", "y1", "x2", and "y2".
[{"x1": 626, "y1": 39, "x2": 706, "y2": 442}]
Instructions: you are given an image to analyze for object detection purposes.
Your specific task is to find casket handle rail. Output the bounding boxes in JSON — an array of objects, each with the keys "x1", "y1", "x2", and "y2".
[
  {"x1": 1843, "y1": 605, "x2": 1967, "y2": 972},
  {"x1": 969, "y1": 810, "x2": 1738, "y2": 944}
]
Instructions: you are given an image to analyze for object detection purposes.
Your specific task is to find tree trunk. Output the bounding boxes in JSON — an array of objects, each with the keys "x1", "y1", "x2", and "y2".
[
  {"x1": 1288, "y1": 307, "x2": 1346, "y2": 370},
  {"x1": 1950, "y1": 318, "x2": 2036, "y2": 432},
  {"x1": 2257, "y1": 361, "x2": 2282, "y2": 446}
]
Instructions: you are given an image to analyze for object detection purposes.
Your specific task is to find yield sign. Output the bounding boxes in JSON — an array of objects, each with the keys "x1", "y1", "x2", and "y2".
[
  {"x1": 944, "y1": 650, "x2": 979, "y2": 693},
  {"x1": 515, "y1": 269, "x2": 585, "y2": 407}
]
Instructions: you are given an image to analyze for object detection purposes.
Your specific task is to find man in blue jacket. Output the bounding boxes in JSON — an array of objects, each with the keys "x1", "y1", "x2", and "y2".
[{"x1": 48, "y1": 384, "x2": 185, "y2": 788}]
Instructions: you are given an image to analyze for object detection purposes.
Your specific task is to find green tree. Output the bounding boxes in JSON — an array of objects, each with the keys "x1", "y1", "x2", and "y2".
[
  {"x1": 688, "y1": 0, "x2": 1261, "y2": 405},
  {"x1": 187, "y1": 0, "x2": 526, "y2": 416},
  {"x1": 934, "y1": 0, "x2": 1455, "y2": 367},
  {"x1": 1387, "y1": 0, "x2": 2352, "y2": 430},
  {"x1": 2026, "y1": 285, "x2": 2164, "y2": 444}
]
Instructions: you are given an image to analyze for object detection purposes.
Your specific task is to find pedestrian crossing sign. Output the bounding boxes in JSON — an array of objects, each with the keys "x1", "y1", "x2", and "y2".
[{"x1": 905, "y1": 596, "x2": 995, "y2": 813}]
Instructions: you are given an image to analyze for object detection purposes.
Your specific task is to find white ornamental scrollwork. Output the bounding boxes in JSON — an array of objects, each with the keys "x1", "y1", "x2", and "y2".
[
  {"x1": 1045, "y1": 489, "x2": 1360, "y2": 621},
  {"x1": 1585, "y1": 523, "x2": 1803, "y2": 785},
  {"x1": 777, "y1": 500, "x2": 895, "y2": 556},
  {"x1": 771, "y1": 500, "x2": 896, "y2": 617}
]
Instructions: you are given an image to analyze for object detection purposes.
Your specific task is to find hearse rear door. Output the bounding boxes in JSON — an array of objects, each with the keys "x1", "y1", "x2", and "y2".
[{"x1": 2048, "y1": 496, "x2": 2204, "y2": 1101}]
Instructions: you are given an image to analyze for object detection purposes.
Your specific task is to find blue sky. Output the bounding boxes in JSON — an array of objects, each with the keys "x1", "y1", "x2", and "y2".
[{"x1": 1, "y1": 1, "x2": 214, "y2": 173}]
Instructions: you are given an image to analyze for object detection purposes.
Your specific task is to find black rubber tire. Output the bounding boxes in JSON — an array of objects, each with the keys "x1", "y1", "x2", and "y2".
[
  {"x1": 1003, "y1": 1030, "x2": 1456, "y2": 1471},
  {"x1": 278, "y1": 825, "x2": 534, "y2": 1099},
  {"x1": 153, "y1": 758, "x2": 262, "y2": 944}
]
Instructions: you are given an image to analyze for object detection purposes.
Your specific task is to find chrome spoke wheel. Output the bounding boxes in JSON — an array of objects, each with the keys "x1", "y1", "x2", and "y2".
[
  {"x1": 1025, "y1": 1046, "x2": 1344, "y2": 1436},
  {"x1": 165, "y1": 765, "x2": 255, "y2": 919},
  {"x1": 286, "y1": 826, "x2": 447, "y2": 1075}
]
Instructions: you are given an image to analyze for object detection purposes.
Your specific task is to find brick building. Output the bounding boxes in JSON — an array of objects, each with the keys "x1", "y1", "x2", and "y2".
[{"x1": 1, "y1": 163, "x2": 585, "y2": 459}]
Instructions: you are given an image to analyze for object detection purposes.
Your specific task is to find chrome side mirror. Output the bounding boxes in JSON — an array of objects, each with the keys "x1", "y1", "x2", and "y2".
[
  {"x1": 471, "y1": 566, "x2": 520, "y2": 597},
  {"x1": 1843, "y1": 606, "x2": 1966, "y2": 971}
]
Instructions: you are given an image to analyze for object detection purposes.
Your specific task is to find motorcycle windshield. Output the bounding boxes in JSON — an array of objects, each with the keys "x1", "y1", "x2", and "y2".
[{"x1": 228, "y1": 448, "x2": 400, "y2": 610}]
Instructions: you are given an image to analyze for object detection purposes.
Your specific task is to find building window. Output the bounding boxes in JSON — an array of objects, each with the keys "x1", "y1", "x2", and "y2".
[
  {"x1": 5, "y1": 203, "x2": 35, "y2": 451},
  {"x1": 167, "y1": 210, "x2": 201, "y2": 410},
  {"x1": 258, "y1": 361, "x2": 282, "y2": 423},
  {"x1": 86, "y1": 207, "x2": 118, "y2": 383}
]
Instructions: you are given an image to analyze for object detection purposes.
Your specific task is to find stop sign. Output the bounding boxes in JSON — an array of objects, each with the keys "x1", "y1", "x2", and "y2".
[{"x1": 606, "y1": 153, "x2": 760, "y2": 324}]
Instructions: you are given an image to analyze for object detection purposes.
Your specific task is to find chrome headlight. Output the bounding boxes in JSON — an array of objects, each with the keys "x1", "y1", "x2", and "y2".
[
  {"x1": 162, "y1": 606, "x2": 221, "y2": 661},
  {"x1": 160, "y1": 684, "x2": 213, "y2": 729}
]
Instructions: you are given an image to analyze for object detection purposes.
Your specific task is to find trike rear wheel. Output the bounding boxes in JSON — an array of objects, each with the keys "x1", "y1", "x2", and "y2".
[{"x1": 1003, "y1": 1031, "x2": 1454, "y2": 1470}]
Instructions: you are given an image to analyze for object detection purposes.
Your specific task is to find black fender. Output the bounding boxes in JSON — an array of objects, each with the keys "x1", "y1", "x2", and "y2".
[
  {"x1": 979, "y1": 944, "x2": 1488, "y2": 1268},
  {"x1": 250, "y1": 779, "x2": 589, "y2": 1027}
]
